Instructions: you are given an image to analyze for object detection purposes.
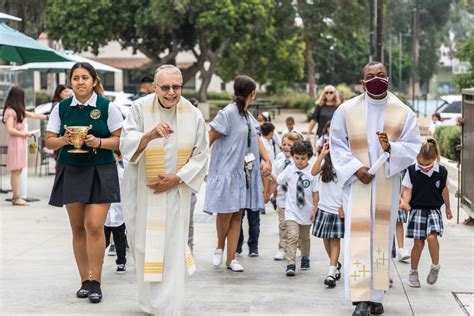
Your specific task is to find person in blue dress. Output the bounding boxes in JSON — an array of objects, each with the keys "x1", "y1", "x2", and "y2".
[{"x1": 205, "y1": 75, "x2": 272, "y2": 272}]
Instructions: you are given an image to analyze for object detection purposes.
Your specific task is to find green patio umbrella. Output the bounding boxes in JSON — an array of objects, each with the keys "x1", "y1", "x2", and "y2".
[{"x1": 0, "y1": 21, "x2": 68, "y2": 64}]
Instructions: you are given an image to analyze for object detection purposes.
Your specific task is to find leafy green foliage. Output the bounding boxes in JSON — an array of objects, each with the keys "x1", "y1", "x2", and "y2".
[
  {"x1": 454, "y1": 33, "x2": 474, "y2": 89},
  {"x1": 433, "y1": 125, "x2": 461, "y2": 161}
]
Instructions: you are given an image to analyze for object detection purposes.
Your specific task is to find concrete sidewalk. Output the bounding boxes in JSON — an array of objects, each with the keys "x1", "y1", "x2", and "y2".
[{"x1": 0, "y1": 171, "x2": 472, "y2": 315}]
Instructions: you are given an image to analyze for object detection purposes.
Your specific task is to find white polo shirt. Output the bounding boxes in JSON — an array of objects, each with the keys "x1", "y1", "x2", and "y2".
[
  {"x1": 277, "y1": 163, "x2": 317, "y2": 225},
  {"x1": 314, "y1": 173, "x2": 343, "y2": 215},
  {"x1": 46, "y1": 92, "x2": 123, "y2": 134}
]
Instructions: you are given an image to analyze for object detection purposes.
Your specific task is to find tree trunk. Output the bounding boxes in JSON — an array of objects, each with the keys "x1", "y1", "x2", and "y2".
[
  {"x1": 297, "y1": 0, "x2": 316, "y2": 98},
  {"x1": 197, "y1": 37, "x2": 230, "y2": 102},
  {"x1": 198, "y1": 64, "x2": 214, "y2": 102},
  {"x1": 303, "y1": 34, "x2": 316, "y2": 98}
]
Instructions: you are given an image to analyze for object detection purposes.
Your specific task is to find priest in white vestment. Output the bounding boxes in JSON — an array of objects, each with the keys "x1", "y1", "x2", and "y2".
[
  {"x1": 330, "y1": 62, "x2": 420, "y2": 316},
  {"x1": 120, "y1": 65, "x2": 209, "y2": 315}
]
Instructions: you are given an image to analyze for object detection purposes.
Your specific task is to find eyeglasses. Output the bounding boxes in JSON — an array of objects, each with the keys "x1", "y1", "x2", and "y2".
[
  {"x1": 159, "y1": 84, "x2": 182, "y2": 92},
  {"x1": 325, "y1": 91, "x2": 335, "y2": 95}
]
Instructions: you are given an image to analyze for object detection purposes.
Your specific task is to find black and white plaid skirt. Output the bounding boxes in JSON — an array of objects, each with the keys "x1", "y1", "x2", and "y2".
[
  {"x1": 49, "y1": 163, "x2": 120, "y2": 207},
  {"x1": 312, "y1": 209, "x2": 344, "y2": 239},
  {"x1": 397, "y1": 210, "x2": 408, "y2": 223},
  {"x1": 406, "y1": 209, "x2": 443, "y2": 240}
]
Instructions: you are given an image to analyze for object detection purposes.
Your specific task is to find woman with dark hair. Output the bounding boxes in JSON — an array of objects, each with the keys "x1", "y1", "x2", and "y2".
[
  {"x1": 45, "y1": 62, "x2": 123, "y2": 303},
  {"x1": 2, "y1": 86, "x2": 47, "y2": 206},
  {"x1": 204, "y1": 75, "x2": 271, "y2": 272},
  {"x1": 52, "y1": 84, "x2": 73, "y2": 108}
]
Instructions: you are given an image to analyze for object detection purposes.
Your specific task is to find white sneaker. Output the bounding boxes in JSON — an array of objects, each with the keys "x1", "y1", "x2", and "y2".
[
  {"x1": 227, "y1": 259, "x2": 244, "y2": 272},
  {"x1": 212, "y1": 249, "x2": 223, "y2": 267},
  {"x1": 274, "y1": 250, "x2": 287, "y2": 261},
  {"x1": 398, "y1": 248, "x2": 411, "y2": 262}
]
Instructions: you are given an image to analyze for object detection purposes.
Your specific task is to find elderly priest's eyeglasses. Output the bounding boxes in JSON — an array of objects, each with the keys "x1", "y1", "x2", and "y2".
[{"x1": 159, "y1": 84, "x2": 183, "y2": 92}]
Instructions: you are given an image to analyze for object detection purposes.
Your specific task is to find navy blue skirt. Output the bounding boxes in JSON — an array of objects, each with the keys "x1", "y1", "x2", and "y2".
[{"x1": 49, "y1": 163, "x2": 120, "y2": 207}]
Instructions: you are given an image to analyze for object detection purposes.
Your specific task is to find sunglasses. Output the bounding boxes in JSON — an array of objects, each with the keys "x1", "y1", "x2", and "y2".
[
  {"x1": 159, "y1": 84, "x2": 182, "y2": 92},
  {"x1": 325, "y1": 91, "x2": 335, "y2": 95}
]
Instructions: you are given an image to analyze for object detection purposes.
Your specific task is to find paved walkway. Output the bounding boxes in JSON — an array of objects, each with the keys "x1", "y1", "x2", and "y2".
[{"x1": 1, "y1": 110, "x2": 472, "y2": 315}]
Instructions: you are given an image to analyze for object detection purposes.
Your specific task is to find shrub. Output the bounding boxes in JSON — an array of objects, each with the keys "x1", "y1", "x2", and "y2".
[
  {"x1": 35, "y1": 90, "x2": 51, "y2": 106},
  {"x1": 433, "y1": 125, "x2": 461, "y2": 161}
]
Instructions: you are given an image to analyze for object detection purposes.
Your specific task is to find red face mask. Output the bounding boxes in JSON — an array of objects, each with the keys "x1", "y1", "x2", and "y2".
[{"x1": 363, "y1": 76, "x2": 389, "y2": 97}]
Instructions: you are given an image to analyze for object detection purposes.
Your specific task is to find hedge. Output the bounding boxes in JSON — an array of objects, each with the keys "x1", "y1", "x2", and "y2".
[{"x1": 433, "y1": 125, "x2": 461, "y2": 161}]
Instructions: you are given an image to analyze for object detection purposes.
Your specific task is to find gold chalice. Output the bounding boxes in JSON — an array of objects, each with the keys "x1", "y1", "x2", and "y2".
[{"x1": 64, "y1": 125, "x2": 92, "y2": 153}]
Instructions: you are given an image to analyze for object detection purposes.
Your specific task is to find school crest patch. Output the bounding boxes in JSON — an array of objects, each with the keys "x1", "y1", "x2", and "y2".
[
  {"x1": 302, "y1": 179, "x2": 311, "y2": 188},
  {"x1": 435, "y1": 180, "x2": 440, "y2": 188},
  {"x1": 90, "y1": 109, "x2": 101, "y2": 119}
]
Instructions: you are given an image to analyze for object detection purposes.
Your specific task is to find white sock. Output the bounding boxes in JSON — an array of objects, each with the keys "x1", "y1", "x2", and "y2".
[
  {"x1": 328, "y1": 265, "x2": 337, "y2": 277},
  {"x1": 410, "y1": 269, "x2": 418, "y2": 273},
  {"x1": 431, "y1": 264, "x2": 440, "y2": 270}
]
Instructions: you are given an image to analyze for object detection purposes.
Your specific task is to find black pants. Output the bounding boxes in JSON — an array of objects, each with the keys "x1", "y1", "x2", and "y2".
[
  {"x1": 104, "y1": 223, "x2": 127, "y2": 265},
  {"x1": 237, "y1": 209, "x2": 260, "y2": 253}
]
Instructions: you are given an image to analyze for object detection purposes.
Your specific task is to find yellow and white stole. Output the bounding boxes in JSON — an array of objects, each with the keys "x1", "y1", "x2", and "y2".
[
  {"x1": 344, "y1": 92, "x2": 408, "y2": 301},
  {"x1": 142, "y1": 95, "x2": 196, "y2": 282}
]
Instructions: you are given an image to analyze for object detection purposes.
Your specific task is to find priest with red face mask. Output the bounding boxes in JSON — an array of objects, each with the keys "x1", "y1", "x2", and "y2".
[{"x1": 330, "y1": 62, "x2": 421, "y2": 316}]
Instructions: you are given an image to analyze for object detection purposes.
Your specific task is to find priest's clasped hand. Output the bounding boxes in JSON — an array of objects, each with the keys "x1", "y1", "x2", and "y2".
[
  {"x1": 355, "y1": 166, "x2": 373, "y2": 184},
  {"x1": 147, "y1": 173, "x2": 180, "y2": 194}
]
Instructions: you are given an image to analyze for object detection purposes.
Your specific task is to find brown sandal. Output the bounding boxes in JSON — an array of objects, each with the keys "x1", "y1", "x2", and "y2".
[{"x1": 12, "y1": 197, "x2": 29, "y2": 206}]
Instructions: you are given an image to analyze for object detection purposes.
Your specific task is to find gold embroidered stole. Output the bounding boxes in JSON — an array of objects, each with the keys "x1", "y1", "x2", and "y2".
[
  {"x1": 143, "y1": 95, "x2": 196, "y2": 282},
  {"x1": 344, "y1": 92, "x2": 407, "y2": 301}
]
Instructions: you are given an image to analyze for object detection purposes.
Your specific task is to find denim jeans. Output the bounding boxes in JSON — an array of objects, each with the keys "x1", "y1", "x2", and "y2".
[{"x1": 237, "y1": 209, "x2": 261, "y2": 253}]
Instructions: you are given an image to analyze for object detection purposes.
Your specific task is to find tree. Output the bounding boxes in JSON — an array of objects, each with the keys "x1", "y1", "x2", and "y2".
[
  {"x1": 45, "y1": 0, "x2": 277, "y2": 101},
  {"x1": 293, "y1": 0, "x2": 370, "y2": 90},
  {"x1": 454, "y1": 33, "x2": 474, "y2": 89},
  {"x1": 216, "y1": 0, "x2": 305, "y2": 90},
  {"x1": 1, "y1": 0, "x2": 48, "y2": 38}
]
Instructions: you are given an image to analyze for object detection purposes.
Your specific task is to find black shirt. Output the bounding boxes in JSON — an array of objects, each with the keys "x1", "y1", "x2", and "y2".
[{"x1": 311, "y1": 104, "x2": 337, "y2": 137}]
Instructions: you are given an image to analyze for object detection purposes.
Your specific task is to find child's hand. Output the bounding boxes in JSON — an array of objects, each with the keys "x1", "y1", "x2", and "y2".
[
  {"x1": 446, "y1": 208, "x2": 453, "y2": 220},
  {"x1": 310, "y1": 210, "x2": 317, "y2": 223},
  {"x1": 399, "y1": 199, "x2": 411, "y2": 212},
  {"x1": 338, "y1": 207, "x2": 345, "y2": 219},
  {"x1": 320, "y1": 142, "x2": 330, "y2": 157}
]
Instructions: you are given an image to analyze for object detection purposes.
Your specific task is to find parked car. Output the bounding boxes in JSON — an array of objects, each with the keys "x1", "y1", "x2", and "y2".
[
  {"x1": 34, "y1": 91, "x2": 135, "y2": 118},
  {"x1": 435, "y1": 95, "x2": 462, "y2": 123},
  {"x1": 102, "y1": 91, "x2": 134, "y2": 118}
]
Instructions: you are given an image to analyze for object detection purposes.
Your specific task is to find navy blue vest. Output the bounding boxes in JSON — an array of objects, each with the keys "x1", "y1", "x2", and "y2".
[{"x1": 407, "y1": 164, "x2": 447, "y2": 210}]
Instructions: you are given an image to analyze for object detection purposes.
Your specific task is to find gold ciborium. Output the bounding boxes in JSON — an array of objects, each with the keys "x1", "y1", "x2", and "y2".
[{"x1": 64, "y1": 125, "x2": 92, "y2": 153}]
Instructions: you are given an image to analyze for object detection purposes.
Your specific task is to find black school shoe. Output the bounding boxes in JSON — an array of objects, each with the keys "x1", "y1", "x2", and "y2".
[
  {"x1": 76, "y1": 280, "x2": 91, "y2": 298},
  {"x1": 88, "y1": 280, "x2": 102, "y2": 303},
  {"x1": 324, "y1": 275, "x2": 336, "y2": 288},
  {"x1": 370, "y1": 302, "x2": 384, "y2": 314},
  {"x1": 352, "y1": 302, "x2": 370, "y2": 316}
]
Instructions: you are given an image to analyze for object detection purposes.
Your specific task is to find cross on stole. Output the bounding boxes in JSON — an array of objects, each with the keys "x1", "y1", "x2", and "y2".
[
  {"x1": 351, "y1": 270, "x2": 361, "y2": 282},
  {"x1": 375, "y1": 253, "x2": 388, "y2": 268},
  {"x1": 358, "y1": 265, "x2": 370, "y2": 277},
  {"x1": 376, "y1": 247, "x2": 383, "y2": 256},
  {"x1": 353, "y1": 259, "x2": 362, "y2": 267}
]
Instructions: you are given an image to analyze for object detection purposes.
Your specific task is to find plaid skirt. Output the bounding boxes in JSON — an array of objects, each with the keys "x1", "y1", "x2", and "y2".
[
  {"x1": 312, "y1": 209, "x2": 344, "y2": 239},
  {"x1": 406, "y1": 209, "x2": 443, "y2": 240},
  {"x1": 397, "y1": 210, "x2": 408, "y2": 223}
]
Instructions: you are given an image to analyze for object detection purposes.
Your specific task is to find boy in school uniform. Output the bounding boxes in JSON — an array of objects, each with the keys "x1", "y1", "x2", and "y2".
[
  {"x1": 271, "y1": 132, "x2": 301, "y2": 260},
  {"x1": 277, "y1": 140, "x2": 317, "y2": 276}
]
